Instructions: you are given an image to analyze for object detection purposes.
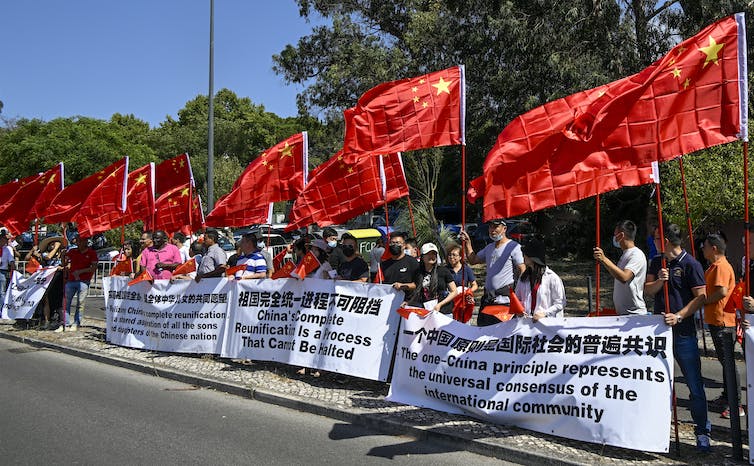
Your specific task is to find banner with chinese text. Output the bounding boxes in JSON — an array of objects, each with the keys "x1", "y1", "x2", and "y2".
[
  {"x1": 2, "y1": 268, "x2": 58, "y2": 320},
  {"x1": 386, "y1": 312, "x2": 673, "y2": 452}
]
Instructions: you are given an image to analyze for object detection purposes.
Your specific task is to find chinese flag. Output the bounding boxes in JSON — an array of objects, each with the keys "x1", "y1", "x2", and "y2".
[
  {"x1": 118, "y1": 163, "x2": 155, "y2": 227},
  {"x1": 479, "y1": 14, "x2": 746, "y2": 220},
  {"x1": 0, "y1": 179, "x2": 20, "y2": 212},
  {"x1": 343, "y1": 66, "x2": 465, "y2": 156},
  {"x1": 225, "y1": 264, "x2": 247, "y2": 277},
  {"x1": 271, "y1": 260, "x2": 296, "y2": 279},
  {"x1": 25, "y1": 257, "x2": 41, "y2": 274},
  {"x1": 44, "y1": 159, "x2": 125, "y2": 225},
  {"x1": 509, "y1": 289, "x2": 525, "y2": 315},
  {"x1": 152, "y1": 183, "x2": 204, "y2": 234},
  {"x1": 396, "y1": 306, "x2": 430, "y2": 320},
  {"x1": 480, "y1": 305, "x2": 514, "y2": 322},
  {"x1": 291, "y1": 251, "x2": 320, "y2": 279},
  {"x1": 470, "y1": 162, "x2": 658, "y2": 218},
  {"x1": 75, "y1": 158, "x2": 130, "y2": 237},
  {"x1": 272, "y1": 248, "x2": 287, "y2": 270},
  {"x1": 155, "y1": 153, "x2": 193, "y2": 197},
  {"x1": 205, "y1": 133, "x2": 308, "y2": 227},
  {"x1": 724, "y1": 280, "x2": 745, "y2": 313},
  {"x1": 110, "y1": 258, "x2": 133, "y2": 276},
  {"x1": 287, "y1": 152, "x2": 408, "y2": 230},
  {"x1": 0, "y1": 164, "x2": 64, "y2": 235},
  {"x1": 452, "y1": 288, "x2": 475, "y2": 323},
  {"x1": 173, "y1": 258, "x2": 196, "y2": 276},
  {"x1": 128, "y1": 269, "x2": 153, "y2": 286}
]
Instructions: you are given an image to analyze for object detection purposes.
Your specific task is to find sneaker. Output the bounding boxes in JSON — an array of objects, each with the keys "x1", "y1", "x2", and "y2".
[
  {"x1": 54, "y1": 325, "x2": 66, "y2": 333},
  {"x1": 721, "y1": 405, "x2": 746, "y2": 419},
  {"x1": 696, "y1": 434, "x2": 711, "y2": 453},
  {"x1": 710, "y1": 395, "x2": 728, "y2": 408},
  {"x1": 69, "y1": 324, "x2": 79, "y2": 332}
]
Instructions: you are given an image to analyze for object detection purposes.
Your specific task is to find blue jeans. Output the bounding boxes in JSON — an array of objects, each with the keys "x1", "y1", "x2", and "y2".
[
  {"x1": 674, "y1": 332, "x2": 709, "y2": 435},
  {"x1": 0, "y1": 270, "x2": 7, "y2": 306},
  {"x1": 64, "y1": 280, "x2": 89, "y2": 326}
]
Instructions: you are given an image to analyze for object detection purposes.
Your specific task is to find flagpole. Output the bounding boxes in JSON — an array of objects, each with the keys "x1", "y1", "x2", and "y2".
[
  {"x1": 206, "y1": 0, "x2": 215, "y2": 210},
  {"x1": 461, "y1": 144, "x2": 466, "y2": 233},
  {"x1": 744, "y1": 142, "x2": 750, "y2": 297},
  {"x1": 595, "y1": 193, "x2": 600, "y2": 316},
  {"x1": 407, "y1": 198, "x2": 417, "y2": 238},
  {"x1": 678, "y1": 157, "x2": 707, "y2": 354},
  {"x1": 654, "y1": 181, "x2": 680, "y2": 456}
]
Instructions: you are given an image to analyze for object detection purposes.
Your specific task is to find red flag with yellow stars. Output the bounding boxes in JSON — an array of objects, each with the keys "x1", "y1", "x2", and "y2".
[
  {"x1": 0, "y1": 164, "x2": 63, "y2": 235},
  {"x1": 0, "y1": 179, "x2": 20, "y2": 210},
  {"x1": 724, "y1": 280, "x2": 745, "y2": 313},
  {"x1": 75, "y1": 158, "x2": 131, "y2": 237},
  {"x1": 396, "y1": 306, "x2": 430, "y2": 320},
  {"x1": 155, "y1": 153, "x2": 193, "y2": 197},
  {"x1": 271, "y1": 260, "x2": 296, "y2": 279},
  {"x1": 25, "y1": 257, "x2": 42, "y2": 274},
  {"x1": 118, "y1": 163, "x2": 155, "y2": 227},
  {"x1": 286, "y1": 152, "x2": 408, "y2": 231},
  {"x1": 110, "y1": 258, "x2": 133, "y2": 276},
  {"x1": 343, "y1": 66, "x2": 465, "y2": 155},
  {"x1": 172, "y1": 258, "x2": 197, "y2": 276},
  {"x1": 128, "y1": 269, "x2": 153, "y2": 286},
  {"x1": 205, "y1": 133, "x2": 308, "y2": 227},
  {"x1": 479, "y1": 14, "x2": 747, "y2": 221},
  {"x1": 43, "y1": 160, "x2": 125, "y2": 225},
  {"x1": 151, "y1": 182, "x2": 204, "y2": 234},
  {"x1": 291, "y1": 251, "x2": 320, "y2": 279}
]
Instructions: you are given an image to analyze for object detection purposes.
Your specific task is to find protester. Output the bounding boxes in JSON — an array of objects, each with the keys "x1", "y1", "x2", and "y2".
[
  {"x1": 515, "y1": 239, "x2": 565, "y2": 321},
  {"x1": 701, "y1": 233, "x2": 742, "y2": 419},
  {"x1": 55, "y1": 234, "x2": 98, "y2": 332},
  {"x1": 380, "y1": 232, "x2": 419, "y2": 299},
  {"x1": 256, "y1": 237, "x2": 274, "y2": 278},
  {"x1": 308, "y1": 239, "x2": 335, "y2": 279},
  {"x1": 189, "y1": 240, "x2": 204, "y2": 265},
  {"x1": 334, "y1": 233, "x2": 369, "y2": 282},
  {"x1": 139, "y1": 230, "x2": 182, "y2": 280},
  {"x1": 593, "y1": 220, "x2": 647, "y2": 315},
  {"x1": 235, "y1": 233, "x2": 267, "y2": 279},
  {"x1": 292, "y1": 238, "x2": 308, "y2": 264},
  {"x1": 0, "y1": 233, "x2": 15, "y2": 304},
  {"x1": 135, "y1": 231, "x2": 154, "y2": 274},
  {"x1": 369, "y1": 236, "x2": 386, "y2": 282},
  {"x1": 445, "y1": 243, "x2": 478, "y2": 293},
  {"x1": 459, "y1": 219, "x2": 525, "y2": 326},
  {"x1": 643, "y1": 223, "x2": 710, "y2": 451},
  {"x1": 171, "y1": 232, "x2": 190, "y2": 262},
  {"x1": 408, "y1": 243, "x2": 457, "y2": 313},
  {"x1": 195, "y1": 229, "x2": 227, "y2": 282},
  {"x1": 25, "y1": 236, "x2": 64, "y2": 330},
  {"x1": 406, "y1": 237, "x2": 419, "y2": 259},
  {"x1": 322, "y1": 227, "x2": 346, "y2": 271}
]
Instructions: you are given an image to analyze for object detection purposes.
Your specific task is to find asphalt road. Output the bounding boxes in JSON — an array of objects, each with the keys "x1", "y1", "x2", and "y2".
[{"x1": 0, "y1": 338, "x2": 505, "y2": 465}]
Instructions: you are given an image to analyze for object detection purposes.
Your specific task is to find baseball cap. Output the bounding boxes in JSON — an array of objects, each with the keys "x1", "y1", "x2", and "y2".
[
  {"x1": 489, "y1": 218, "x2": 507, "y2": 226},
  {"x1": 420, "y1": 243, "x2": 439, "y2": 255}
]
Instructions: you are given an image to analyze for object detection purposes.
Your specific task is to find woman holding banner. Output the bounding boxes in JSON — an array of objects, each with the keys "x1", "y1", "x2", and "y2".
[
  {"x1": 26, "y1": 236, "x2": 64, "y2": 330},
  {"x1": 408, "y1": 243, "x2": 458, "y2": 314},
  {"x1": 514, "y1": 239, "x2": 566, "y2": 322}
]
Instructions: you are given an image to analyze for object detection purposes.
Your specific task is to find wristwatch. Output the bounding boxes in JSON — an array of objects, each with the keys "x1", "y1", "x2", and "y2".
[{"x1": 675, "y1": 314, "x2": 683, "y2": 323}]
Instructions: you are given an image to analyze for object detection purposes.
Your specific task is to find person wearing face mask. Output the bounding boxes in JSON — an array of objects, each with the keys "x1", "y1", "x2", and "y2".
[
  {"x1": 336, "y1": 233, "x2": 369, "y2": 282},
  {"x1": 409, "y1": 243, "x2": 458, "y2": 313},
  {"x1": 380, "y1": 232, "x2": 419, "y2": 297},
  {"x1": 234, "y1": 233, "x2": 268, "y2": 279},
  {"x1": 458, "y1": 218, "x2": 525, "y2": 327},
  {"x1": 593, "y1": 220, "x2": 647, "y2": 315},
  {"x1": 322, "y1": 227, "x2": 347, "y2": 271},
  {"x1": 515, "y1": 239, "x2": 566, "y2": 322},
  {"x1": 255, "y1": 237, "x2": 274, "y2": 278},
  {"x1": 308, "y1": 239, "x2": 336, "y2": 279}
]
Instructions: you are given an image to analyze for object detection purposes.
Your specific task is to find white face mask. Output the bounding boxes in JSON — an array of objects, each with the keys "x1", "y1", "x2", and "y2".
[
  {"x1": 612, "y1": 237, "x2": 621, "y2": 248},
  {"x1": 327, "y1": 240, "x2": 337, "y2": 248},
  {"x1": 489, "y1": 233, "x2": 503, "y2": 242}
]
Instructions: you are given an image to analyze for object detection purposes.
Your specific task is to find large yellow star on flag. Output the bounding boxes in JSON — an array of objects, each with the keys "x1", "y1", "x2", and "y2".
[
  {"x1": 135, "y1": 173, "x2": 147, "y2": 185},
  {"x1": 698, "y1": 36, "x2": 724, "y2": 67},
  {"x1": 180, "y1": 187, "x2": 190, "y2": 197},
  {"x1": 279, "y1": 142, "x2": 294, "y2": 158},
  {"x1": 432, "y1": 77, "x2": 452, "y2": 95}
]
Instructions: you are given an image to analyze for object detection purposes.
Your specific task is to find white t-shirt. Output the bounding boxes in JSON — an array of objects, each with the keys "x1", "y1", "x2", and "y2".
[
  {"x1": 613, "y1": 246, "x2": 647, "y2": 315},
  {"x1": 0, "y1": 245, "x2": 15, "y2": 270}
]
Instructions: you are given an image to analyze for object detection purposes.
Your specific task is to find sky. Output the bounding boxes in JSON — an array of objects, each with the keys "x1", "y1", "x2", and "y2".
[{"x1": 2, "y1": 1, "x2": 324, "y2": 127}]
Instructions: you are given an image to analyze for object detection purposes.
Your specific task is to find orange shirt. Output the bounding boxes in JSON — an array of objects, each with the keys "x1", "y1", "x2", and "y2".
[{"x1": 704, "y1": 256, "x2": 736, "y2": 327}]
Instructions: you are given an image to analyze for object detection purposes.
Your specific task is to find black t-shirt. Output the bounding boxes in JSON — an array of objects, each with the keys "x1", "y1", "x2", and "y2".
[
  {"x1": 647, "y1": 250, "x2": 705, "y2": 336},
  {"x1": 328, "y1": 246, "x2": 347, "y2": 270},
  {"x1": 337, "y1": 256, "x2": 369, "y2": 281},
  {"x1": 381, "y1": 255, "x2": 420, "y2": 285},
  {"x1": 409, "y1": 265, "x2": 455, "y2": 313}
]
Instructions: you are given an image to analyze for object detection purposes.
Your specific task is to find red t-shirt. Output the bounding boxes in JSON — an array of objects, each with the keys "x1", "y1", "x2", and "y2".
[{"x1": 67, "y1": 247, "x2": 98, "y2": 281}]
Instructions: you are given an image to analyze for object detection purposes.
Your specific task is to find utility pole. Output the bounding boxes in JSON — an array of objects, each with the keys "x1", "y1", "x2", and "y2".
[{"x1": 207, "y1": 0, "x2": 215, "y2": 210}]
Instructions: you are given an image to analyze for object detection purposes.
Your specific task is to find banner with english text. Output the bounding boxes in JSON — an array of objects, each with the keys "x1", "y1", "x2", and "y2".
[
  {"x1": 2, "y1": 268, "x2": 58, "y2": 320},
  {"x1": 104, "y1": 276, "x2": 231, "y2": 354},
  {"x1": 221, "y1": 278, "x2": 403, "y2": 381},
  {"x1": 386, "y1": 312, "x2": 673, "y2": 452}
]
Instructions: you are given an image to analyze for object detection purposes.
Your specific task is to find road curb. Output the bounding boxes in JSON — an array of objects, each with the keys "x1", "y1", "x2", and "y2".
[{"x1": 0, "y1": 329, "x2": 583, "y2": 465}]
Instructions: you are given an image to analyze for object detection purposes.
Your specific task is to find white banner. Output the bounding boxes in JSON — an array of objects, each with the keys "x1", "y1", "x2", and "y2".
[
  {"x1": 386, "y1": 312, "x2": 673, "y2": 452},
  {"x1": 104, "y1": 277, "x2": 231, "y2": 354},
  {"x1": 2, "y1": 268, "x2": 58, "y2": 319},
  {"x1": 222, "y1": 278, "x2": 402, "y2": 381}
]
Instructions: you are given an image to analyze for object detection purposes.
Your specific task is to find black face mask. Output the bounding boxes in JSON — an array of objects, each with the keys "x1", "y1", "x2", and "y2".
[
  {"x1": 389, "y1": 244, "x2": 403, "y2": 256},
  {"x1": 342, "y1": 245, "x2": 356, "y2": 257}
]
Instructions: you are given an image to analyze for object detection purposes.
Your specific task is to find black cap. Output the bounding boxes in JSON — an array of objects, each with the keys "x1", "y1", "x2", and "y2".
[
  {"x1": 522, "y1": 239, "x2": 546, "y2": 266},
  {"x1": 488, "y1": 218, "x2": 507, "y2": 226}
]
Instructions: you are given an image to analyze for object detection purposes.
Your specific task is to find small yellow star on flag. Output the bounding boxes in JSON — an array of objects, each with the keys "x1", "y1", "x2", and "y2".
[
  {"x1": 422, "y1": 101, "x2": 429, "y2": 108},
  {"x1": 419, "y1": 78, "x2": 425, "y2": 84},
  {"x1": 413, "y1": 96, "x2": 419, "y2": 103},
  {"x1": 683, "y1": 78, "x2": 691, "y2": 89},
  {"x1": 698, "y1": 36, "x2": 724, "y2": 67},
  {"x1": 671, "y1": 67, "x2": 681, "y2": 78},
  {"x1": 47, "y1": 174, "x2": 56, "y2": 184},
  {"x1": 412, "y1": 86, "x2": 418, "y2": 92}
]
